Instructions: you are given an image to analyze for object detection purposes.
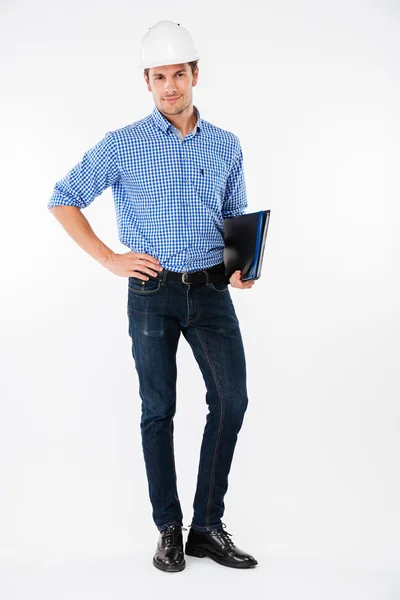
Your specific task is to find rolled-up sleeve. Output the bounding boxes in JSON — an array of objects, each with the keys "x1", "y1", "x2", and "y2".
[
  {"x1": 221, "y1": 137, "x2": 248, "y2": 219},
  {"x1": 47, "y1": 131, "x2": 120, "y2": 209}
]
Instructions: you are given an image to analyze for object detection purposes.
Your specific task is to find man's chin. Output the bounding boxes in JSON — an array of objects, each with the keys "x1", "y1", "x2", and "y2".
[{"x1": 159, "y1": 101, "x2": 186, "y2": 115}]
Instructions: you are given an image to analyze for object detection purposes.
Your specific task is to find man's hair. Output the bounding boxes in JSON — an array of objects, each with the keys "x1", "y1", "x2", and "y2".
[{"x1": 144, "y1": 60, "x2": 199, "y2": 81}]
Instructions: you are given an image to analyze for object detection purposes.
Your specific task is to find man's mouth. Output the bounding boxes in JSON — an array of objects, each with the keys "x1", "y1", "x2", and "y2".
[{"x1": 164, "y1": 96, "x2": 180, "y2": 102}]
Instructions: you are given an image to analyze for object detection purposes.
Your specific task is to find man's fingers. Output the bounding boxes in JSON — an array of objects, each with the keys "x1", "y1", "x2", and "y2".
[
  {"x1": 134, "y1": 252, "x2": 160, "y2": 265},
  {"x1": 230, "y1": 270, "x2": 255, "y2": 289}
]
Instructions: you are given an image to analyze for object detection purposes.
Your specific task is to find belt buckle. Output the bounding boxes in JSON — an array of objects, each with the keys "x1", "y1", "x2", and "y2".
[{"x1": 181, "y1": 270, "x2": 209, "y2": 285}]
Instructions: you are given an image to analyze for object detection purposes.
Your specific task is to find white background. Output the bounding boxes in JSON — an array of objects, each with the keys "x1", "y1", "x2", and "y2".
[{"x1": 1, "y1": 0, "x2": 399, "y2": 598}]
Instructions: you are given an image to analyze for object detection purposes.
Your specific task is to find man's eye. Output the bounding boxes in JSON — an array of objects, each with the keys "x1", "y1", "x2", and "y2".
[{"x1": 155, "y1": 73, "x2": 184, "y2": 80}]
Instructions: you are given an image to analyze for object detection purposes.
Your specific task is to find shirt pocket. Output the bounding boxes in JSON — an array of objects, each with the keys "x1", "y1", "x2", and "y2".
[{"x1": 191, "y1": 158, "x2": 227, "y2": 211}]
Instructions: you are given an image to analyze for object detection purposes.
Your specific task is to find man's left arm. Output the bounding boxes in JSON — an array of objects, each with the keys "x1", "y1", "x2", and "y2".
[
  {"x1": 222, "y1": 137, "x2": 255, "y2": 290},
  {"x1": 221, "y1": 138, "x2": 248, "y2": 220}
]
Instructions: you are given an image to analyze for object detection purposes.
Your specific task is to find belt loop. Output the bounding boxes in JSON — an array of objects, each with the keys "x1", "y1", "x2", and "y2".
[{"x1": 202, "y1": 269, "x2": 209, "y2": 285}]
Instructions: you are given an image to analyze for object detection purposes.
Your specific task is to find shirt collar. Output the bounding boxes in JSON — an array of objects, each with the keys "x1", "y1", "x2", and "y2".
[{"x1": 151, "y1": 104, "x2": 201, "y2": 135}]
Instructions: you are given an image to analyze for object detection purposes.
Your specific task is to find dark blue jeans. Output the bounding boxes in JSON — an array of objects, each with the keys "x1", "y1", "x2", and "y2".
[{"x1": 126, "y1": 263, "x2": 249, "y2": 532}]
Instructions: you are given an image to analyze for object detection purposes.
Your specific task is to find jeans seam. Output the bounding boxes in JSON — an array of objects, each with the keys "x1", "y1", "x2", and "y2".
[
  {"x1": 169, "y1": 416, "x2": 177, "y2": 489},
  {"x1": 193, "y1": 326, "x2": 225, "y2": 529}
]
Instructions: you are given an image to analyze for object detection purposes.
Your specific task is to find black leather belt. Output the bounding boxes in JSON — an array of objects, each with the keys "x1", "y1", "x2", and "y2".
[{"x1": 155, "y1": 261, "x2": 230, "y2": 286}]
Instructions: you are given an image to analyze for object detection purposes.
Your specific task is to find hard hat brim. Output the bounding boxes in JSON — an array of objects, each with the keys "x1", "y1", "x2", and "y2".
[{"x1": 138, "y1": 54, "x2": 200, "y2": 69}]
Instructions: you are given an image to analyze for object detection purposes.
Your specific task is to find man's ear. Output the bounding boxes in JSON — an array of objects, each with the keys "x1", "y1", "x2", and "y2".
[
  {"x1": 144, "y1": 73, "x2": 151, "y2": 92},
  {"x1": 192, "y1": 67, "x2": 199, "y2": 87}
]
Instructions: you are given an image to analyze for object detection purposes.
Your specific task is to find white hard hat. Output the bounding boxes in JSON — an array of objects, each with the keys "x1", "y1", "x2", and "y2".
[{"x1": 138, "y1": 20, "x2": 200, "y2": 69}]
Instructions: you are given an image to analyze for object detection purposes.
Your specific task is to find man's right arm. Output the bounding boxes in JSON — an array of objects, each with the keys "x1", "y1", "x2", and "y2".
[
  {"x1": 47, "y1": 131, "x2": 119, "y2": 268},
  {"x1": 48, "y1": 131, "x2": 163, "y2": 279},
  {"x1": 48, "y1": 206, "x2": 114, "y2": 268}
]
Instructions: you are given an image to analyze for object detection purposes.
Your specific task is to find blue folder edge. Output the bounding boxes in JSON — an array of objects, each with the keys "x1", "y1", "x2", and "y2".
[{"x1": 241, "y1": 210, "x2": 264, "y2": 281}]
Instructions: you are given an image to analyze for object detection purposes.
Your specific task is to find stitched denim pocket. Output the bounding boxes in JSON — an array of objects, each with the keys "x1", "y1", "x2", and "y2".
[
  {"x1": 128, "y1": 276, "x2": 162, "y2": 295},
  {"x1": 208, "y1": 281, "x2": 229, "y2": 293}
]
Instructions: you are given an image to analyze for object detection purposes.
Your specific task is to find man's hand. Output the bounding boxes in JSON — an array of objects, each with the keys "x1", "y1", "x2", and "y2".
[
  {"x1": 104, "y1": 251, "x2": 164, "y2": 279},
  {"x1": 229, "y1": 270, "x2": 256, "y2": 289}
]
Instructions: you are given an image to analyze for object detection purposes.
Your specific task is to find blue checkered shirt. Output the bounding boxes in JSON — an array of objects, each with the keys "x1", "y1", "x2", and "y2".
[{"x1": 48, "y1": 105, "x2": 248, "y2": 272}]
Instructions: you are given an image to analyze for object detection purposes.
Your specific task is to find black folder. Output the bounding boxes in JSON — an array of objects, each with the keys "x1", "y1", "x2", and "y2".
[{"x1": 223, "y1": 210, "x2": 270, "y2": 281}]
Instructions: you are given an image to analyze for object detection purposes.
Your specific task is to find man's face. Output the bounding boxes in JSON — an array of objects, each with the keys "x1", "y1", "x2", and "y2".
[{"x1": 145, "y1": 63, "x2": 198, "y2": 115}]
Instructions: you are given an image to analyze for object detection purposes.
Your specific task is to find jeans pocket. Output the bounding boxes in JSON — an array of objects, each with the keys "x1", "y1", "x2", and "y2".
[
  {"x1": 208, "y1": 280, "x2": 229, "y2": 293},
  {"x1": 128, "y1": 276, "x2": 162, "y2": 295}
]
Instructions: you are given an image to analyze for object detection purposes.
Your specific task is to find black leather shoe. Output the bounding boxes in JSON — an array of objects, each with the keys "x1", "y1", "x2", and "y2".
[
  {"x1": 185, "y1": 523, "x2": 258, "y2": 568},
  {"x1": 153, "y1": 525, "x2": 187, "y2": 572}
]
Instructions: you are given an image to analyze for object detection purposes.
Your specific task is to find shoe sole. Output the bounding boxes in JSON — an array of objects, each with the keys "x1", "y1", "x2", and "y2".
[
  {"x1": 185, "y1": 544, "x2": 258, "y2": 568},
  {"x1": 153, "y1": 556, "x2": 186, "y2": 572}
]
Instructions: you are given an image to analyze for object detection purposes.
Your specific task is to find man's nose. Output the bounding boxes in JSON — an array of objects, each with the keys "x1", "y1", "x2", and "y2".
[{"x1": 164, "y1": 78, "x2": 177, "y2": 92}]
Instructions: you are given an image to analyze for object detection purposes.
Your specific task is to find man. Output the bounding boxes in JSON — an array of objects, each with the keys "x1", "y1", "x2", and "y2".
[{"x1": 48, "y1": 20, "x2": 258, "y2": 572}]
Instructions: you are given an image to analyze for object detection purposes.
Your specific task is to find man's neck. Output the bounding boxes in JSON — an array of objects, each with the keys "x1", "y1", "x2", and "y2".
[{"x1": 160, "y1": 104, "x2": 197, "y2": 138}]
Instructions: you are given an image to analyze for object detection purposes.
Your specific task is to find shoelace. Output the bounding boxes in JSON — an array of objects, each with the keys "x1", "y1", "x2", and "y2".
[
  {"x1": 214, "y1": 523, "x2": 235, "y2": 549},
  {"x1": 163, "y1": 525, "x2": 187, "y2": 547}
]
